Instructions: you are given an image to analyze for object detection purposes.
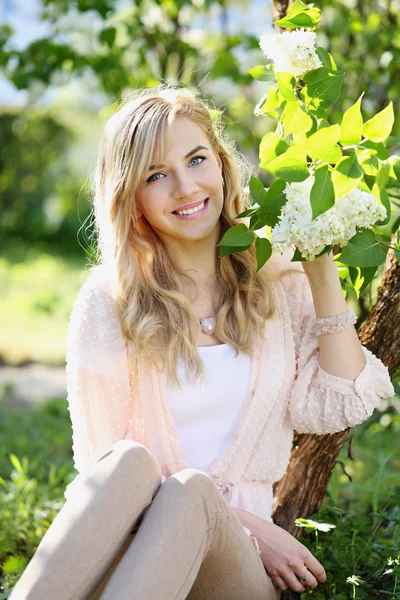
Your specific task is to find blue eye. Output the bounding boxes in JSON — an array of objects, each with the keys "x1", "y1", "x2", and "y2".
[{"x1": 146, "y1": 155, "x2": 206, "y2": 183}]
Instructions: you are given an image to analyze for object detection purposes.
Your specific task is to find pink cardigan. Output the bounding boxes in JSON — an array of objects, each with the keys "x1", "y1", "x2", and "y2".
[{"x1": 64, "y1": 248, "x2": 394, "y2": 529}]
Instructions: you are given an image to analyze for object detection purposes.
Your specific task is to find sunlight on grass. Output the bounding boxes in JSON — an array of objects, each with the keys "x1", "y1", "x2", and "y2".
[{"x1": 0, "y1": 251, "x2": 88, "y2": 366}]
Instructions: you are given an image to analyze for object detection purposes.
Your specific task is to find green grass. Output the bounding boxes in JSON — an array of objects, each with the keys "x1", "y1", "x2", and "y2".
[
  {"x1": 0, "y1": 250, "x2": 399, "y2": 597},
  {"x1": 327, "y1": 403, "x2": 400, "y2": 512},
  {"x1": 0, "y1": 391, "x2": 399, "y2": 598},
  {"x1": 0, "y1": 249, "x2": 88, "y2": 366}
]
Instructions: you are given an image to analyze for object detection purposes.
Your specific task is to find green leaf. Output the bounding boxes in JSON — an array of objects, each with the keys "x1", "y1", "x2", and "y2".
[
  {"x1": 362, "y1": 102, "x2": 394, "y2": 143},
  {"x1": 349, "y1": 265, "x2": 379, "y2": 297},
  {"x1": 303, "y1": 67, "x2": 345, "y2": 110},
  {"x1": 9, "y1": 453, "x2": 24, "y2": 474},
  {"x1": 249, "y1": 64, "x2": 275, "y2": 81},
  {"x1": 255, "y1": 236, "x2": 272, "y2": 271},
  {"x1": 99, "y1": 27, "x2": 116, "y2": 49},
  {"x1": 255, "y1": 85, "x2": 279, "y2": 116},
  {"x1": 361, "y1": 140, "x2": 390, "y2": 161},
  {"x1": 235, "y1": 207, "x2": 258, "y2": 219},
  {"x1": 371, "y1": 183, "x2": 391, "y2": 226},
  {"x1": 338, "y1": 229, "x2": 388, "y2": 267},
  {"x1": 387, "y1": 154, "x2": 400, "y2": 179},
  {"x1": 273, "y1": 5, "x2": 321, "y2": 29},
  {"x1": 251, "y1": 179, "x2": 288, "y2": 228},
  {"x1": 310, "y1": 165, "x2": 335, "y2": 220},
  {"x1": 276, "y1": 72, "x2": 297, "y2": 102},
  {"x1": 376, "y1": 163, "x2": 391, "y2": 189},
  {"x1": 287, "y1": 0, "x2": 309, "y2": 11},
  {"x1": 340, "y1": 93, "x2": 364, "y2": 146},
  {"x1": 249, "y1": 176, "x2": 268, "y2": 206},
  {"x1": 355, "y1": 148, "x2": 380, "y2": 176},
  {"x1": 315, "y1": 47, "x2": 337, "y2": 70},
  {"x1": 262, "y1": 145, "x2": 309, "y2": 182},
  {"x1": 306, "y1": 124, "x2": 342, "y2": 163},
  {"x1": 331, "y1": 155, "x2": 363, "y2": 198},
  {"x1": 2, "y1": 555, "x2": 29, "y2": 575},
  {"x1": 282, "y1": 101, "x2": 313, "y2": 137},
  {"x1": 259, "y1": 133, "x2": 289, "y2": 169},
  {"x1": 218, "y1": 223, "x2": 255, "y2": 248},
  {"x1": 218, "y1": 244, "x2": 252, "y2": 258}
]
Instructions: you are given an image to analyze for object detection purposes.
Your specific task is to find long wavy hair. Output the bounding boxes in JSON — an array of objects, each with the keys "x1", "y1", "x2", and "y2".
[{"x1": 90, "y1": 83, "x2": 301, "y2": 388}]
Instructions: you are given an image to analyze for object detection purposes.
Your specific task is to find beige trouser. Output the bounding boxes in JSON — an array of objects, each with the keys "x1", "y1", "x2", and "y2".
[{"x1": 9, "y1": 439, "x2": 280, "y2": 600}]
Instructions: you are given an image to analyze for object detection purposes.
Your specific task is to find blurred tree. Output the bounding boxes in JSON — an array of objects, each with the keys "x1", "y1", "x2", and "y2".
[
  {"x1": 1, "y1": 0, "x2": 399, "y2": 252},
  {"x1": 0, "y1": 0, "x2": 258, "y2": 97},
  {"x1": 0, "y1": 109, "x2": 89, "y2": 255}
]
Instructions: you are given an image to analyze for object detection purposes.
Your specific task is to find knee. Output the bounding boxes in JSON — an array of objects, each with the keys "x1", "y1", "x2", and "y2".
[
  {"x1": 98, "y1": 439, "x2": 162, "y2": 483},
  {"x1": 166, "y1": 468, "x2": 216, "y2": 503}
]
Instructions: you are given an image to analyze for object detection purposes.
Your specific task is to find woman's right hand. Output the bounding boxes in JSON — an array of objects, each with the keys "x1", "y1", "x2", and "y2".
[{"x1": 254, "y1": 519, "x2": 326, "y2": 593}]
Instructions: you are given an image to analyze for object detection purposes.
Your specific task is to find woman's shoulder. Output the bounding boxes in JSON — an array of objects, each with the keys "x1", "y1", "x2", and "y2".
[
  {"x1": 66, "y1": 265, "x2": 125, "y2": 373},
  {"x1": 69, "y1": 263, "x2": 120, "y2": 331},
  {"x1": 74, "y1": 263, "x2": 117, "y2": 306}
]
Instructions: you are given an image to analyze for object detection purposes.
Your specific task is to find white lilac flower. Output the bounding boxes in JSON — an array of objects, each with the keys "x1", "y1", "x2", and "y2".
[
  {"x1": 259, "y1": 27, "x2": 323, "y2": 78},
  {"x1": 270, "y1": 175, "x2": 387, "y2": 260}
]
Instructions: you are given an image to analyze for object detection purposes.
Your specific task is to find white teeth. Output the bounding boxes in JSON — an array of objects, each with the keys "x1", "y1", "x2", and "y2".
[{"x1": 176, "y1": 200, "x2": 206, "y2": 216}]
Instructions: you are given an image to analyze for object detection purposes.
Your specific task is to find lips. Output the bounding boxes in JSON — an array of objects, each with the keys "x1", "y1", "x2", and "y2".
[{"x1": 172, "y1": 198, "x2": 209, "y2": 214}]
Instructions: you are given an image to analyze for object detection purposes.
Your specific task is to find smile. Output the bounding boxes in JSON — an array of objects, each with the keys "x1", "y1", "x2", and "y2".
[{"x1": 172, "y1": 198, "x2": 209, "y2": 219}]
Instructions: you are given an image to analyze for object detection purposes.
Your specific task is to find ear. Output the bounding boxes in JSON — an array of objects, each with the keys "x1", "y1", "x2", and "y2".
[{"x1": 216, "y1": 153, "x2": 223, "y2": 171}]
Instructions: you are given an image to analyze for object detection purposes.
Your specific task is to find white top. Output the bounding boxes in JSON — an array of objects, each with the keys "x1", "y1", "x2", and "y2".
[
  {"x1": 165, "y1": 345, "x2": 276, "y2": 534},
  {"x1": 166, "y1": 344, "x2": 253, "y2": 473}
]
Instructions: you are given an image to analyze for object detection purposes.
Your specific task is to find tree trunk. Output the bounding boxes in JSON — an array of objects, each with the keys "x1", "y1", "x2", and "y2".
[
  {"x1": 272, "y1": 237, "x2": 400, "y2": 600},
  {"x1": 268, "y1": 2, "x2": 399, "y2": 597}
]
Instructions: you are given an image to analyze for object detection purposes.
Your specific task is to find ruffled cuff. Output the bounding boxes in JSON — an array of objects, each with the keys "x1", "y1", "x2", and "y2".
[{"x1": 289, "y1": 345, "x2": 394, "y2": 435}]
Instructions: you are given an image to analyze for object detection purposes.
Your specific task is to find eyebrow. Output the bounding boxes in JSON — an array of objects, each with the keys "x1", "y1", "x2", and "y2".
[{"x1": 148, "y1": 145, "x2": 209, "y2": 171}]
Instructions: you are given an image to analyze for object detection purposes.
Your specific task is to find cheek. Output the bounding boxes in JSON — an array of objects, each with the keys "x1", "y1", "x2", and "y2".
[{"x1": 141, "y1": 194, "x2": 170, "y2": 222}]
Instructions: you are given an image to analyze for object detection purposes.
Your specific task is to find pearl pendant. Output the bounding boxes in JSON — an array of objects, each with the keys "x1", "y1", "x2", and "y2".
[{"x1": 199, "y1": 317, "x2": 216, "y2": 335}]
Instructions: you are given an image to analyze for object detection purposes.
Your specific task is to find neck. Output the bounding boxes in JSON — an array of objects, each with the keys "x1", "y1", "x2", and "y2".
[{"x1": 164, "y1": 224, "x2": 221, "y2": 293}]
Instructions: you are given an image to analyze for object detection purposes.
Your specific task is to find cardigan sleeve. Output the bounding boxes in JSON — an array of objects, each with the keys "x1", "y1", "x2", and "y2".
[
  {"x1": 64, "y1": 267, "x2": 132, "y2": 500},
  {"x1": 286, "y1": 272, "x2": 395, "y2": 435}
]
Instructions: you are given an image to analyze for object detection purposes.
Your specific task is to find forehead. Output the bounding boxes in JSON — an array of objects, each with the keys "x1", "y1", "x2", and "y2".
[{"x1": 153, "y1": 116, "x2": 210, "y2": 161}]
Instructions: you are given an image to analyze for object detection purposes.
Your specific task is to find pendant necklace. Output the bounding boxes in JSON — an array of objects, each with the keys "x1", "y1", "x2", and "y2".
[{"x1": 199, "y1": 314, "x2": 217, "y2": 335}]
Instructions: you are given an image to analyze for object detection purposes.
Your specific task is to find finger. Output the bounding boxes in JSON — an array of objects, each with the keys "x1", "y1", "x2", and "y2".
[
  {"x1": 303, "y1": 551, "x2": 327, "y2": 583},
  {"x1": 273, "y1": 575, "x2": 287, "y2": 591},
  {"x1": 294, "y1": 566, "x2": 318, "y2": 589},
  {"x1": 283, "y1": 571, "x2": 306, "y2": 594}
]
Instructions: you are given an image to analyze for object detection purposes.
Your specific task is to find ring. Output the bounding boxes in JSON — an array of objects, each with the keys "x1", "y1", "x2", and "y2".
[{"x1": 297, "y1": 571, "x2": 308, "y2": 582}]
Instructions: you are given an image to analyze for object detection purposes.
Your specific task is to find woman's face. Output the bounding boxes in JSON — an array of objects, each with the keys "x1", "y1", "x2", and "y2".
[{"x1": 136, "y1": 116, "x2": 224, "y2": 245}]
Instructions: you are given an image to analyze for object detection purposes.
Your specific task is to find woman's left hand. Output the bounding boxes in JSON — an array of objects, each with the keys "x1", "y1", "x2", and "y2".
[
  {"x1": 233, "y1": 508, "x2": 326, "y2": 593},
  {"x1": 255, "y1": 519, "x2": 326, "y2": 593}
]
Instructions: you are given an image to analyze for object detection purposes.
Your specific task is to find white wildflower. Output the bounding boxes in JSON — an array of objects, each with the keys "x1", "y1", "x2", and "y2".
[
  {"x1": 259, "y1": 28, "x2": 323, "y2": 78},
  {"x1": 270, "y1": 174, "x2": 387, "y2": 260}
]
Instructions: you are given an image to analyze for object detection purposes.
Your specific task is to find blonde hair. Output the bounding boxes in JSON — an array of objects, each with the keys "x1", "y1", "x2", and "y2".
[{"x1": 90, "y1": 83, "x2": 301, "y2": 388}]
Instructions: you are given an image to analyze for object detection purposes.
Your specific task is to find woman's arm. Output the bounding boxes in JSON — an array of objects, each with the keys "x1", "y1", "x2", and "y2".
[
  {"x1": 286, "y1": 251, "x2": 393, "y2": 434},
  {"x1": 302, "y1": 250, "x2": 366, "y2": 380},
  {"x1": 232, "y1": 507, "x2": 326, "y2": 593},
  {"x1": 65, "y1": 268, "x2": 132, "y2": 498}
]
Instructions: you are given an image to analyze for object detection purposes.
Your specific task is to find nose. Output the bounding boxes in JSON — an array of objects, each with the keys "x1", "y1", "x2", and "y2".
[{"x1": 172, "y1": 169, "x2": 200, "y2": 200}]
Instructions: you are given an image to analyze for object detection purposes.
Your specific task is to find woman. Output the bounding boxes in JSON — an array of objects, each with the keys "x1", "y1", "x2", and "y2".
[{"x1": 10, "y1": 85, "x2": 394, "y2": 600}]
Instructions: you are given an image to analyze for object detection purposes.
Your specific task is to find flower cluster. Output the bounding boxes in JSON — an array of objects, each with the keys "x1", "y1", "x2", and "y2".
[
  {"x1": 259, "y1": 27, "x2": 323, "y2": 77},
  {"x1": 270, "y1": 175, "x2": 388, "y2": 260}
]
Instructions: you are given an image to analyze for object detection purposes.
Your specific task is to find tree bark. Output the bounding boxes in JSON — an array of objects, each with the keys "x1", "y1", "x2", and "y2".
[{"x1": 272, "y1": 235, "x2": 399, "y2": 600}]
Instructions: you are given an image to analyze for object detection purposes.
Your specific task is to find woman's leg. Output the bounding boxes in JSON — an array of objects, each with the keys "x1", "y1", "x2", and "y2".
[
  {"x1": 9, "y1": 439, "x2": 163, "y2": 600},
  {"x1": 100, "y1": 468, "x2": 280, "y2": 600}
]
